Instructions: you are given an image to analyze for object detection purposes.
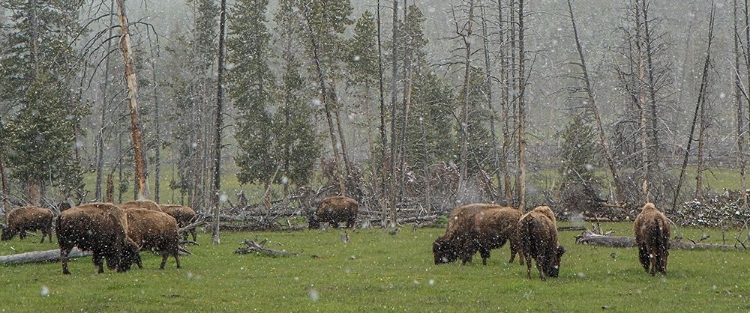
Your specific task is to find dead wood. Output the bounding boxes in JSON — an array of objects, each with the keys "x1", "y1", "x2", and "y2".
[
  {"x1": 574, "y1": 230, "x2": 749, "y2": 250},
  {"x1": 178, "y1": 218, "x2": 206, "y2": 236},
  {"x1": 0, "y1": 248, "x2": 90, "y2": 264},
  {"x1": 234, "y1": 236, "x2": 302, "y2": 257}
]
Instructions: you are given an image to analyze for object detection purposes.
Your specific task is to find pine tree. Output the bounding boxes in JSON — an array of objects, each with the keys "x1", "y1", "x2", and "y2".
[
  {"x1": 0, "y1": 0, "x2": 86, "y2": 204},
  {"x1": 227, "y1": 0, "x2": 277, "y2": 209}
]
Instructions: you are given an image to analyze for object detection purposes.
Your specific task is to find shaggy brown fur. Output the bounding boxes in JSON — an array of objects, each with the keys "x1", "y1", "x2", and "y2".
[
  {"x1": 519, "y1": 206, "x2": 565, "y2": 280},
  {"x1": 160, "y1": 204, "x2": 198, "y2": 241},
  {"x1": 56, "y1": 203, "x2": 141, "y2": 274},
  {"x1": 633, "y1": 202, "x2": 670, "y2": 275},
  {"x1": 2, "y1": 206, "x2": 54, "y2": 243},
  {"x1": 118, "y1": 199, "x2": 162, "y2": 211},
  {"x1": 123, "y1": 208, "x2": 181, "y2": 270},
  {"x1": 433, "y1": 203, "x2": 524, "y2": 265},
  {"x1": 308, "y1": 196, "x2": 359, "y2": 229}
]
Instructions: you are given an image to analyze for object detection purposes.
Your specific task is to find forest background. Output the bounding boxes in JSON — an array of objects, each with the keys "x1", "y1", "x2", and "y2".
[{"x1": 0, "y1": 0, "x2": 745, "y2": 225}]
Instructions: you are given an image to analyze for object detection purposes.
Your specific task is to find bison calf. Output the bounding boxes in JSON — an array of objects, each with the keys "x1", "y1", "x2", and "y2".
[
  {"x1": 433, "y1": 203, "x2": 524, "y2": 265},
  {"x1": 308, "y1": 196, "x2": 359, "y2": 229},
  {"x1": 2, "y1": 207, "x2": 54, "y2": 243},
  {"x1": 56, "y1": 203, "x2": 141, "y2": 274},
  {"x1": 124, "y1": 208, "x2": 182, "y2": 270},
  {"x1": 519, "y1": 206, "x2": 565, "y2": 280},
  {"x1": 633, "y1": 202, "x2": 670, "y2": 276}
]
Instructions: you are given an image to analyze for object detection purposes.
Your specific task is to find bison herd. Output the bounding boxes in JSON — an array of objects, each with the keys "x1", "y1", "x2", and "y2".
[
  {"x1": 2, "y1": 200, "x2": 196, "y2": 274},
  {"x1": 433, "y1": 202, "x2": 671, "y2": 280},
  {"x1": 1, "y1": 196, "x2": 671, "y2": 280}
]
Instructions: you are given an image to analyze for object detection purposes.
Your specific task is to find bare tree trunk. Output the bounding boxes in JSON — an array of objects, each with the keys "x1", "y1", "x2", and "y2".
[
  {"x1": 633, "y1": 1, "x2": 649, "y2": 203},
  {"x1": 516, "y1": 0, "x2": 527, "y2": 211},
  {"x1": 499, "y1": 0, "x2": 513, "y2": 205},
  {"x1": 116, "y1": 0, "x2": 148, "y2": 199},
  {"x1": 566, "y1": 0, "x2": 625, "y2": 205},
  {"x1": 95, "y1": 0, "x2": 116, "y2": 202},
  {"x1": 376, "y1": 0, "x2": 389, "y2": 226},
  {"x1": 737, "y1": 0, "x2": 748, "y2": 207},
  {"x1": 640, "y1": 0, "x2": 660, "y2": 192},
  {"x1": 0, "y1": 149, "x2": 8, "y2": 210},
  {"x1": 388, "y1": 0, "x2": 399, "y2": 227},
  {"x1": 481, "y1": 3, "x2": 500, "y2": 203},
  {"x1": 147, "y1": 30, "x2": 162, "y2": 204},
  {"x1": 456, "y1": 0, "x2": 475, "y2": 200},
  {"x1": 212, "y1": 0, "x2": 228, "y2": 245},
  {"x1": 674, "y1": 6, "x2": 715, "y2": 211}
]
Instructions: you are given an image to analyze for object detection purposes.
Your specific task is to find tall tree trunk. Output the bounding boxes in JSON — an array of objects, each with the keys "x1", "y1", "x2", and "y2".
[
  {"x1": 566, "y1": 0, "x2": 625, "y2": 205},
  {"x1": 212, "y1": 0, "x2": 228, "y2": 245},
  {"x1": 673, "y1": 5, "x2": 714, "y2": 211},
  {"x1": 736, "y1": 0, "x2": 748, "y2": 207},
  {"x1": 516, "y1": 0, "x2": 527, "y2": 211},
  {"x1": 0, "y1": 150, "x2": 8, "y2": 210},
  {"x1": 95, "y1": 0, "x2": 116, "y2": 202},
  {"x1": 388, "y1": 0, "x2": 399, "y2": 227},
  {"x1": 377, "y1": 0, "x2": 389, "y2": 226},
  {"x1": 499, "y1": 0, "x2": 513, "y2": 205},
  {"x1": 640, "y1": 0, "x2": 660, "y2": 191},
  {"x1": 457, "y1": 0, "x2": 474, "y2": 200},
  {"x1": 116, "y1": 0, "x2": 148, "y2": 199},
  {"x1": 480, "y1": 3, "x2": 500, "y2": 203},
  {"x1": 148, "y1": 32, "x2": 162, "y2": 204}
]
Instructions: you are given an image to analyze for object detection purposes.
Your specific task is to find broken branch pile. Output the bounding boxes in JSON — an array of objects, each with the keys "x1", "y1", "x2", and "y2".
[{"x1": 234, "y1": 236, "x2": 302, "y2": 257}]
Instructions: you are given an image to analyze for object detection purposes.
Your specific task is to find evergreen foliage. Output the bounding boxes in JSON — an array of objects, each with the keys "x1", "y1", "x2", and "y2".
[{"x1": 0, "y1": 0, "x2": 86, "y2": 198}]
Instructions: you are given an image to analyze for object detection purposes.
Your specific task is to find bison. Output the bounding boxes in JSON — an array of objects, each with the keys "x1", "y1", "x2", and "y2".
[
  {"x1": 118, "y1": 199, "x2": 162, "y2": 211},
  {"x1": 433, "y1": 203, "x2": 524, "y2": 265},
  {"x1": 123, "y1": 208, "x2": 181, "y2": 270},
  {"x1": 1, "y1": 206, "x2": 54, "y2": 243},
  {"x1": 519, "y1": 206, "x2": 565, "y2": 280},
  {"x1": 308, "y1": 196, "x2": 359, "y2": 229},
  {"x1": 56, "y1": 203, "x2": 141, "y2": 274},
  {"x1": 633, "y1": 202, "x2": 670, "y2": 276},
  {"x1": 160, "y1": 204, "x2": 198, "y2": 241}
]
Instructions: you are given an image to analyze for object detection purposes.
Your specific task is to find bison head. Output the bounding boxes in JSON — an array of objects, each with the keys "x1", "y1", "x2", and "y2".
[
  {"x1": 1, "y1": 227, "x2": 14, "y2": 241},
  {"x1": 547, "y1": 245, "x2": 566, "y2": 278},
  {"x1": 433, "y1": 236, "x2": 458, "y2": 264},
  {"x1": 117, "y1": 239, "x2": 142, "y2": 272},
  {"x1": 307, "y1": 212, "x2": 320, "y2": 229}
]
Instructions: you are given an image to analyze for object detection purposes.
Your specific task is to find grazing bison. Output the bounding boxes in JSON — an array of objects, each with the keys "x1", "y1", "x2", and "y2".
[
  {"x1": 519, "y1": 206, "x2": 565, "y2": 280},
  {"x1": 56, "y1": 203, "x2": 141, "y2": 274},
  {"x1": 123, "y1": 208, "x2": 181, "y2": 270},
  {"x1": 160, "y1": 204, "x2": 198, "y2": 241},
  {"x1": 1, "y1": 206, "x2": 54, "y2": 243},
  {"x1": 633, "y1": 202, "x2": 670, "y2": 276},
  {"x1": 433, "y1": 203, "x2": 524, "y2": 265},
  {"x1": 308, "y1": 196, "x2": 359, "y2": 229},
  {"x1": 118, "y1": 199, "x2": 162, "y2": 211}
]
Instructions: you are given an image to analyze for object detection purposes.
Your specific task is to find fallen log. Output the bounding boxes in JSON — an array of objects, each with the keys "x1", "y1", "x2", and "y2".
[
  {"x1": 234, "y1": 236, "x2": 302, "y2": 257},
  {"x1": 575, "y1": 230, "x2": 749, "y2": 250},
  {"x1": 0, "y1": 248, "x2": 90, "y2": 265},
  {"x1": 178, "y1": 218, "x2": 207, "y2": 236}
]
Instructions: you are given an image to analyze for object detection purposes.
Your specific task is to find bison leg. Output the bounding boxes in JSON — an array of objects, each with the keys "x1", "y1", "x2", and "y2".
[
  {"x1": 60, "y1": 247, "x2": 72, "y2": 275},
  {"x1": 525, "y1": 253, "x2": 533, "y2": 279},
  {"x1": 638, "y1": 245, "x2": 650, "y2": 272},
  {"x1": 535, "y1": 256, "x2": 547, "y2": 281},
  {"x1": 479, "y1": 248, "x2": 491, "y2": 266},
  {"x1": 19, "y1": 229, "x2": 26, "y2": 240},
  {"x1": 92, "y1": 253, "x2": 106, "y2": 274},
  {"x1": 190, "y1": 229, "x2": 197, "y2": 242}
]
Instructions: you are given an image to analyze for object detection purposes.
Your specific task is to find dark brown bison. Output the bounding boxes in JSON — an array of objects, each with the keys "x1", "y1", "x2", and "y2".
[
  {"x1": 160, "y1": 204, "x2": 198, "y2": 241},
  {"x1": 519, "y1": 206, "x2": 565, "y2": 280},
  {"x1": 308, "y1": 196, "x2": 359, "y2": 229},
  {"x1": 1, "y1": 206, "x2": 54, "y2": 243},
  {"x1": 433, "y1": 203, "x2": 524, "y2": 265},
  {"x1": 118, "y1": 199, "x2": 162, "y2": 211},
  {"x1": 56, "y1": 203, "x2": 141, "y2": 274},
  {"x1": 123, "y1": 208, "x2": 181, "y2": 270},
  {"x1": 633, "y1": 202, "x2": 670, "y2": 275}
]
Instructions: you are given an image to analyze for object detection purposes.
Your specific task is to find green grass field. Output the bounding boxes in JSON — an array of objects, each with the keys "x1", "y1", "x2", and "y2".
[{"x1": 1, "y1": 222, "x2": 750, "y2": 312}]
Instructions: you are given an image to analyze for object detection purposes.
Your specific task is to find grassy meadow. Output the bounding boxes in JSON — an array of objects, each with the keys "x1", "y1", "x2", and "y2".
[{"x1": 1, "y1": 222, "x2": 750, "y2": 312}]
